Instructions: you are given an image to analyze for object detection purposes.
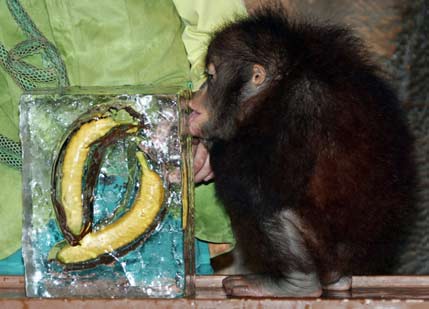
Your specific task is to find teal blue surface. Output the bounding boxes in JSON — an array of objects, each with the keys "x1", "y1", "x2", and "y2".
[
  {"x1": 0, "y1": 248, "x2": 24, "y2": 275},
  {"x1": 0, "y1": 242, "x2": 212, "y2": 276},
  {"x1": 195, "y1": 240, "x2": 214, "y2": 275}
]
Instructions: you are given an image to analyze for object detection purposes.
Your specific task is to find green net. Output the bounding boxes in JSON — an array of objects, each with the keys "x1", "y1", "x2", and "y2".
[
  {"x1": 0, "y1": 135, "x2": 22, "y2": 169},
  {"x1": 0, "y1": 0, "x2": 69, "y2": 170}
]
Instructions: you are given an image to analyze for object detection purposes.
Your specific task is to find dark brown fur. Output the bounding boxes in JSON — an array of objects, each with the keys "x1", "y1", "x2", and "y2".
[{"x1": 195, "y1": 7, "x2": 415, "y2": 297}]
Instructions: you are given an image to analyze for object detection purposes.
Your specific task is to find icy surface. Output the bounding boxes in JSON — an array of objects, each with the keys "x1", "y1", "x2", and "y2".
[{"x1": 20, "y1": 88, "x2": 191, "y2": 298}]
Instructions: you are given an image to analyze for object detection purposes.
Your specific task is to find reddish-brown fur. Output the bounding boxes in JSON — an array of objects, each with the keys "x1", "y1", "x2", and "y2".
[{"x1": 191, "y1": 7, "x2": 415, "y2": 297}]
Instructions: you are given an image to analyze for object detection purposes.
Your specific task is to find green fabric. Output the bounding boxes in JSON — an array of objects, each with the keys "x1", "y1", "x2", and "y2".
[
  {"x1": 40, "y1": 1, "x2": 190, "y2": 88},
  {"x1": 195, "y1": 183, "x2": 235, "y2": 245},
  {"x1": 0, "y1": 164, "x2": 22, "y2": 258},
  {"x1": 173, "y1": 0, "x2": 247, "y2": 90},
  {"x1": 0, "y1": 0, "x2": 245, "y2": 260}
]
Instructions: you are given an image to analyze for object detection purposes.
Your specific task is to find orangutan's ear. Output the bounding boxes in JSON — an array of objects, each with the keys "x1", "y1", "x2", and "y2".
[{"x1": 252, "y1": 64, "x2": 266, "y2": 86}]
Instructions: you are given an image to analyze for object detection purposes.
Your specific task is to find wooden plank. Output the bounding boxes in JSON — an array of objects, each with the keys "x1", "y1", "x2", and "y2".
[
  {"x1": 0, "y1": 275, "x2": 429, "y2": 307},
  {"x1": 0, "y1": 276, "x2": 24, "y2": 289},
  {"x1": 195, "y1": 275, "x2": 429, "y2": 288},
  {"x1": 3, "y1": 275, "x2": 429, "y2": 290}
]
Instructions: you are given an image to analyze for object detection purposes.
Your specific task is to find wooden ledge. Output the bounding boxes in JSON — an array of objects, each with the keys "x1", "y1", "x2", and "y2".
[{"x1": 0, "y1": 275, "x2": 428, "y2": 308}]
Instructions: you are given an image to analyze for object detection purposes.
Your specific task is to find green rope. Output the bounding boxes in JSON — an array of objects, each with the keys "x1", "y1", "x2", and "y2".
[
  {"x1": 1, "y1": 0, "x2": 70, "y2": 90},
  {"x1": 0, "y1": 0, "x2": 70, "y2": 170}
]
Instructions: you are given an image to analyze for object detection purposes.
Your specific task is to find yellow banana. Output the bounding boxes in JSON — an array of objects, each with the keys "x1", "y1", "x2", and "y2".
[
  {"x1": 52, "y1": 106, "x2": 141, "y2": 244},
  {"x1": 60, "y1": 117, "x2": 120, "y2": 237},
  {"x1": 53, "y1": 151, "x2": 164, "y2": 266}
]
